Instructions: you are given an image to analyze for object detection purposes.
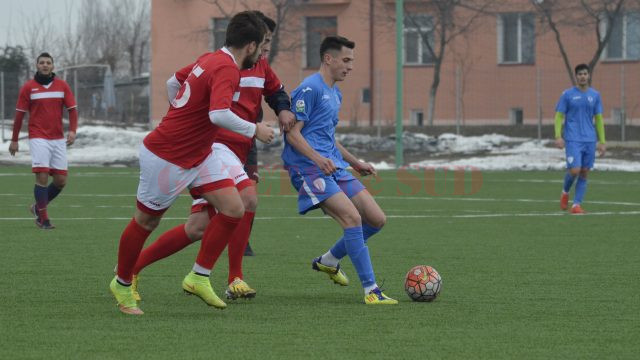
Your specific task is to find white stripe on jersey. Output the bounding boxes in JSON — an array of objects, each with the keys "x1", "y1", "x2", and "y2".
[
  {"x1": 239, "y1": 76, "x2": 265, "y2": 88},
  {"x1": 30, "y1": 91, "x2": 64, "y2": 100},
  {"x1": 232, "y1": 91, "x2": 240, "y2": 102}
]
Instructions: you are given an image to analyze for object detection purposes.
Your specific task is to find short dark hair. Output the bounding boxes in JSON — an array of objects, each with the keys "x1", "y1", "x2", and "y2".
[
  {"x1": 575, "y1": 63, "x2": 589, "y2": 75},
  {"x1": 225, "y1": 11, "x2": 267, "y2": 48},
  {"x1": 252, "y1": 11, "x2": 276, "y2": 33},
  {"x1": 320, "y1": 36, "x2": 355, "y2": 61},
  {"x1": 37, "y1": 52, "x2": 53, "y2": 63}
]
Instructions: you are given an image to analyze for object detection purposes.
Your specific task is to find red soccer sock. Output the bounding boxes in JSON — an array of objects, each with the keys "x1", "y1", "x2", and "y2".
[
  {"x1": 195, "y1": 213, "x2": 241, "y2": 271},
  {"x1": 117, "y1": 218, "x2": 152, "y2": 283},
  {"x1": 133, "y1": 224, "x2": 193, "y2": 275},
  {"x1": 228, "y1": 211, "x2": 255, "y2": 284}
]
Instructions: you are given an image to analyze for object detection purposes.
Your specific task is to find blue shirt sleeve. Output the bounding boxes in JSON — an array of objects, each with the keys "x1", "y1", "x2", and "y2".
[
  {"x1": 291, "y1": 85, "x2": 317, "y2": 122},
  {"x1": 594, "y1": 93, "x2": 603, "y2": 116},
  {"x1": 555, "y1": 90, "x2": 568, "y2": 114}
]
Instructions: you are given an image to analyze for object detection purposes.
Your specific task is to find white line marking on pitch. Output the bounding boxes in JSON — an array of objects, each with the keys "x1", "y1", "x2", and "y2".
[{"x1": 2, "y1": 210, "x2": 640, "y2": 221}]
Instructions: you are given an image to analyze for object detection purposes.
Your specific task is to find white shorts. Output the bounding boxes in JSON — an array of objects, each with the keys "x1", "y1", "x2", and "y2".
[
  {"x1": 29, "y1": 138, "x2": 68, "y2": 175},
  {"x1": 191, "y1": 142, "x2": 251, "y2": 209},
  {"x1": 136, "y1": 144, "x2": 235, "y2": 215}
]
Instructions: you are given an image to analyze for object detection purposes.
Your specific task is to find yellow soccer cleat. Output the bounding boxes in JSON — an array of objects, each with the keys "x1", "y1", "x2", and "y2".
[
  {"x1": 109, "y1": 276, "x2": 144, "y2": 315},
  {"x1": 312, "y1": 257, "x2": 349, "y2": 286},
  {"x1": 225, "y1": 277, "x2": 257, "y2": 300},
  {"x1": 182, "y1": 271, "x2": 226, "y2": 309},
  {"x1": 364, "y1": 288, "x2": 399, "y2": 305},
  {"x1": 131, "y1": 275, "x2": 141, "y2": 301}
]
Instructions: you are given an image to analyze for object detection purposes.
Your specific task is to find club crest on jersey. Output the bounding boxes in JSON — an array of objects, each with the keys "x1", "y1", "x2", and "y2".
[
  {"x1": 587, "y1": 96, "x2": 594, "y2": 103},
  {"x1": 296, "y1": 99, "x2": 305, "y2": 112},
  {"x1": 312, "y1": 178, "x2": 326, "y2": 192},
  {"x1": 567, "y1": 156, "x2": 574, "y2": 164}
]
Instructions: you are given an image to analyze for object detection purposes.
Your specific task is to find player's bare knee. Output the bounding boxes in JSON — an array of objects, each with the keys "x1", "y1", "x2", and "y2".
[
  {"x1": 341, "y1": 211, "x2": 362, "y2": 228},
  {"x1": 218, "y1": 203, "x2": 245, "y2": 219},
  {"x1": 579, "y1": 170, "x2": 589, "y2": 179},
  {"x1": 370, "y1": 214, "x2": 386, "y2": 229},
  {"x1": 185, "y1": 223, "x2": 204, "y2": 241},
  {"x1": 569, "y1": 168, "x2": 580, "y2": 177},
  {"x1": 242, "y1": 195, "x2": 258, "y2": 212},
  {"x1": 135, "y1": 215, "x2": 161, "y2": 231},
  {"x1": 52, "y1": 178, "x2": 66, "y2": 188}
]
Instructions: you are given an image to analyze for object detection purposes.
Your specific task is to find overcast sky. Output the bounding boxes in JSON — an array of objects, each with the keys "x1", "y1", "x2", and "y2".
[{"x1": 0, "y1": 0, "x2": 81, "y2": 48}]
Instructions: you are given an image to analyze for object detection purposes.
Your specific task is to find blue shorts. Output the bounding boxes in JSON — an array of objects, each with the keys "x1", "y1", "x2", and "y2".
[
  {"x1": 565, "y1": 141, "x2": 596, "y2": 169},
  {"x1": 288, "y1": 167, "x2": 366, "y2": 215}
]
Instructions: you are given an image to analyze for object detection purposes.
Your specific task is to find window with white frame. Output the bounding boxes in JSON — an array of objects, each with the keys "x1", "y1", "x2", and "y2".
[
  {"x1": 497, "y1": 13, "x2": 535, "y2": 64},
  {"x1": 404, "y1": 14, "x2": 435, "y2": 65},
  {"x1": 210, "y1": 17, "x2": 229, "y2": 51},
  {"x1": 305, "y1": 17, "x2": 337, "y2": 68},
  {"x1": 604, "y1": 12, "x2": 640, "y2": 60}
]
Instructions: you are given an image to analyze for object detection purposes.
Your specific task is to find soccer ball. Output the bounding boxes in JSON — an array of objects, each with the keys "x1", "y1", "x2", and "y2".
[{"x1": 405, "y1": 265, "x2": 442, "y2": 302}]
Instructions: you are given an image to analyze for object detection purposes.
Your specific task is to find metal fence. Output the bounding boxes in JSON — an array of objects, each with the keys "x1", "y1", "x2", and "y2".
[{"x1": 1, "y1": 67, "x2": 149, "y2": 141}]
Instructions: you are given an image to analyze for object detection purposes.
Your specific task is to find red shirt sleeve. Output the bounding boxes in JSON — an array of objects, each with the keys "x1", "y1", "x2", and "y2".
[
  {"x1": 15, "y1": 84, "x2": 30, "y2": 112},
  {"x1": 175, "y1": 62, "x2": 195, "y2": 83},
  {"x1": 209, "y1": 65, "x2": 240, "y2": 112},
  {"x1": 63, "y1": 82, "x2": 77, "y2": 109},
  {"x1": 263, "y1": 62, "x2": 282, "y2": 97}
]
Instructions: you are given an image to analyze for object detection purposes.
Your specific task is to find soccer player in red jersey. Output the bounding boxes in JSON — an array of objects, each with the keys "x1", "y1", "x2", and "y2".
[
  {"x1": 131, "y1": 12, "x2": 295, "y2": 301},
  {"x1": 109, "y1": 11, "x2": 275, "y2": 315},
  {"x1": 8, "y1": 52, "x2": 78, "y2": 230}
]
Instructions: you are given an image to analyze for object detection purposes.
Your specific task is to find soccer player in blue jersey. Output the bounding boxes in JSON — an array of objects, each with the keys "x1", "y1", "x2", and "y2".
[
  {"x1": 282, "y1": 36, "x2": 397, "y2": 305},
  {"x1": 554, "y1": 63, "x2": 606, "y2": 214}
]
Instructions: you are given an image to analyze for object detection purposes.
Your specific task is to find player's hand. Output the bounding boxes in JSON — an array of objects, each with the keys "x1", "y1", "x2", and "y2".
[
  {"x1": 554, "y1": 138, "x2": 565, "y2": 149},
  {"x1": 255, "y1": 123, "x2": 275, "y2": 144},
  {"x1": 8, "y1": 141, "x2": 19, "y2": 156},
  {"x1": 315, "y1": 156, "x2": 337, "y2": 175},
  {"x1": 277, "y1": 110, "x2": 296, "y2": 133},
  {"x1": 67, "y1": 131, "x2": 76, "y2": 146},
  {"x1": 354, "y1": 161, "x2": 377, "y2": 176},
  {"x1": 597, "y1": 142, "x2": 606, "y2": 157}
]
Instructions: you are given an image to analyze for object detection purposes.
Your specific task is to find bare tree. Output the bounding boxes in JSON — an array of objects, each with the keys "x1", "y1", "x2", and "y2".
[
  {"x1": 531, "y1": 0, "x2": 626, "y2": 84},
  {"x1": 196, "y1": 0, "x2": 304, "y2": 63},
  {"x1": 404, "y1": 0, "x2": 495, "y2": 126}
]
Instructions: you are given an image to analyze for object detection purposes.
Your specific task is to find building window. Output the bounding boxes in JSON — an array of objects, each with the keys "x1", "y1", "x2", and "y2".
[
  {"x1": 404, "y1": 14, "x2": 434, "y2": 65},
  {"x1": 305, "y1": 17, "x2": 337, "y2": 68},
  {"x1": 497, "y1": 13, "x2": 535, "y2": 64},
  {"x1": 211, "y1": 17, "x2": 229, "y2": 51},
  {"x1": 604, "y1": 12, "x2": 640, "y2": 60},
  {"x1": 410, "y1": 109, "x2": 424, "y2": 126},
  {"x1": 361, "y1": 88, "x2": 371, "y2": 104}
]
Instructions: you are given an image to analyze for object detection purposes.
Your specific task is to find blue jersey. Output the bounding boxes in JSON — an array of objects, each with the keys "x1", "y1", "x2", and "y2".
[
  {"x1": 282, "y1": 73, "x2": 349, "y2": 170},
  {"x1": 555, "y1": 86, "x2": 602, "y2": 142}
]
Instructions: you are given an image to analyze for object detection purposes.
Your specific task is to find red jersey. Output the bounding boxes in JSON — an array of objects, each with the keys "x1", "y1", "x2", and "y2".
[
  {"x1": 173, "y1": 57, "x2": 282, "y2": 164},
  {"x1": 15, "y1": 78, "x2": 77, "y2": 140},
  {"x1": 144, "y1": 48, "x2": 240, "y2": 169}
]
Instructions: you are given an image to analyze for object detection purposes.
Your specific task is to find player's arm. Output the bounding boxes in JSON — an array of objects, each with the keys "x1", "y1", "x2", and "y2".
[
  {"x1": 554, "y1": 92, "x2": 568, "y2": 149},
  {"x1": 594, "y1": 94, "x2": 605, "y2": 155},
  {"x1": 209, "y1": 67, "x2": 274, "y2": 143},
  {"x1": 265, "y1": 86, "x2": 295, "y2": 133},
  {"x1": 64, "y1": 82, "x2": 78, "y2": 145},
  {"x1": 9, "y1": 86, "x2": 30, "y2": 155},
  {"x1": 8, "y1": 110, "x2": 26, "y2": 156},
  {"x1": 167, "y1": 63, "x2": 194, "y2": 101},
  {"x1": 286, "y1": 120, "x2": 336, "y2": 175},
  {"x1": 336, "y1": 140, "x2": 376, "y2": 176},
  {"x1": 263, "y1": 65, "x2": 295, "y2": 132}
]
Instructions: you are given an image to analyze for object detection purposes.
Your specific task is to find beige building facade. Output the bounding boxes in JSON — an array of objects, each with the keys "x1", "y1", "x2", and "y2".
[{"x1": 150, "y1": 0, "x2": 640, "y2": 127}]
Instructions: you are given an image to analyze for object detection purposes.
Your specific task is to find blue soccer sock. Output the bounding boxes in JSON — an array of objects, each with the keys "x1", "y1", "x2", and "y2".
[
  {"x1": 47, "y1": 183, "x2": 63, "y2": 203},
  {"x1": 563, "y1": 172, "x2": 577, "y2": 193},
  {"x1": 328, "y1": 223, "x2": 381, "y2": 260},
  {"x1": 574, "y1": 177, "x2": 588, "y2": 205},
  {"x1": 342, "y1": 226, "x2": 376, "y2": 289},
  {"x1": 34, "y1": 184, "x2": 48, "y2": 218}
]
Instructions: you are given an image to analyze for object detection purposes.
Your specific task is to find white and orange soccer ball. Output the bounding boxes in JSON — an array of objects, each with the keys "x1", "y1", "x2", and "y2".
[{"x1": 404, "y1": 265, "x2": 442, "y2": 302}]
